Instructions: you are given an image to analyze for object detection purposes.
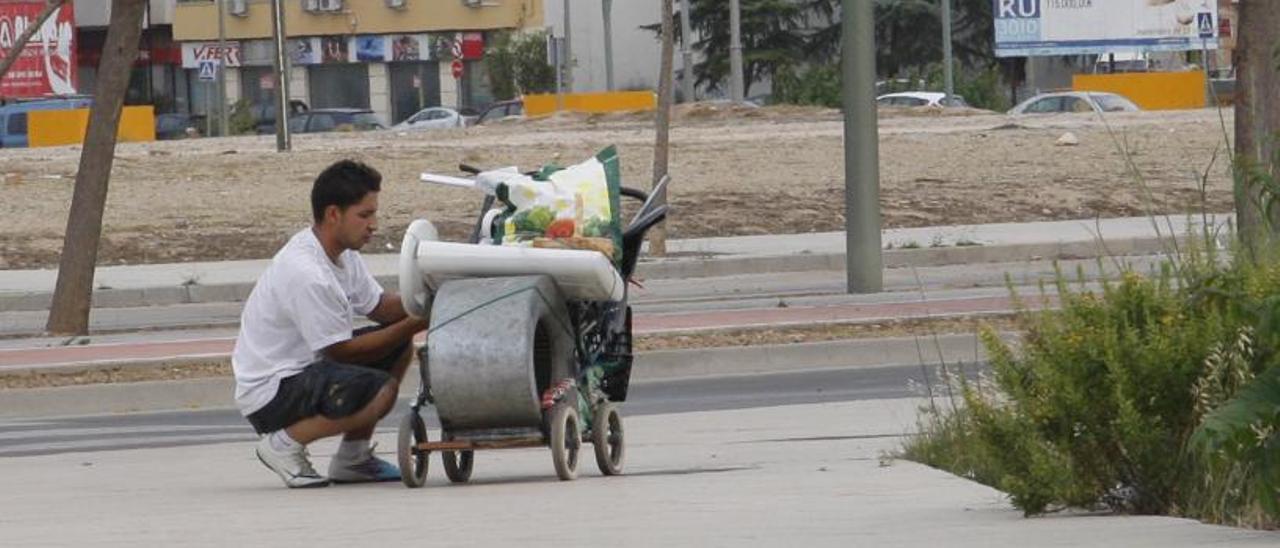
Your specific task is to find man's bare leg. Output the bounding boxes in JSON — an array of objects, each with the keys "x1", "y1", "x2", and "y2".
[{"x1": 284, "y1": 345, "x2": 412, "y2": 445}]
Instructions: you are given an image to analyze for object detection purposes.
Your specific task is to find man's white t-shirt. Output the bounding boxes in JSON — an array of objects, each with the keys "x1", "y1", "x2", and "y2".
[{"x1": 231, "y1": 228, "x2": 383, "y2": 416}]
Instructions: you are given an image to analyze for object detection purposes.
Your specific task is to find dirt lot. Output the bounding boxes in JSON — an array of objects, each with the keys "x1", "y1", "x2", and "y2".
[{"x1": 0, "y1": 103, "x2": 1235, "y2": 270}]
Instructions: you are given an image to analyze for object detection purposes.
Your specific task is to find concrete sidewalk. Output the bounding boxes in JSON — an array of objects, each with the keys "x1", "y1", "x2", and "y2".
[
  {"x1": 0, "y1": 215, "x2": 1226, "y2": 312},
  {"x1": 0, "y1": 398, "x2": 1273, "y2": 546}
]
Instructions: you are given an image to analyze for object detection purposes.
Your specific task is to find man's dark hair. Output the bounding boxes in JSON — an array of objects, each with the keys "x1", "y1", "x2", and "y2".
[{"x1": 311, "y1": 160, "x2": 382, "y2": 222}]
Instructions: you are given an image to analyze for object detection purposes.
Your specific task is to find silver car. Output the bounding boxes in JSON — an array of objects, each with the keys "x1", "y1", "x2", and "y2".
[
  {"x1": 1008, "y1": 92, "x2": 1141, "y2": 115},
  {"x1": 393, "y1": 106, "x2": 465, "y2": 130}
]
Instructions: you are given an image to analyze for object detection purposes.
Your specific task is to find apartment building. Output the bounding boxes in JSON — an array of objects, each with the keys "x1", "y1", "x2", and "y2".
[{"x1": 172, "y1": 0, "x2": 543, "y2": 125}]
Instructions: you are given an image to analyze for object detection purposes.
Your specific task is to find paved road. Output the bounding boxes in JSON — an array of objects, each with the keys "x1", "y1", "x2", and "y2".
[
  {"x1": 0, "y1": 362, "x2": 977, "y2": 458},
  {"x1": 0, "y1": 255, "x2": 1160, "y2": 339}
]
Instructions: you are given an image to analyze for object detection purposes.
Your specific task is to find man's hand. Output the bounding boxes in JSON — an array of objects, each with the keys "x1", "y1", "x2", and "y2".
[{"x1": 324, "y1": 314, "x2": 427, "y2": 364}]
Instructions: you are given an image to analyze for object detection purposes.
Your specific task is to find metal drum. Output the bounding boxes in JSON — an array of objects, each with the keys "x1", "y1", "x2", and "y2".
[{"x1": 426, "y1": 275, "x2": 576, "y2": 430}]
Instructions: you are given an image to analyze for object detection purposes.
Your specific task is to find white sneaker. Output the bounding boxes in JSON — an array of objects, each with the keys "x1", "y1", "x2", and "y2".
[
  {"x1": 255, "y1": 436, "x2": 330, "y2": 488},
  {"x1": 328, "y1": 443, "x2": 401, "y2": 483}
]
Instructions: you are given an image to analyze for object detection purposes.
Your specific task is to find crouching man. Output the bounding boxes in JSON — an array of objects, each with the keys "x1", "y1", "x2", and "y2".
[{"x1": 232, "y1": 159, "x2": 428, "y2": 488}]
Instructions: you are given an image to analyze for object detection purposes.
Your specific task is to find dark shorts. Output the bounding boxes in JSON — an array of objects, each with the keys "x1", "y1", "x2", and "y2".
[{"x1": 246, "y1": 325, "x2": 410, "y2": 435}]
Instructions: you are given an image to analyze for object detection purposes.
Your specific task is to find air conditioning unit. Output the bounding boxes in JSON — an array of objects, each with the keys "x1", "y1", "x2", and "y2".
[
  {"x1": 229, "y1": 0, "x2": 249, "y2": 16},
  {"x1": 462, "y1": 0, "x2": 482, "y2": 7},
  {"x1": 320, "y1": 0, "x2": 343, "y2": 11},
  {"x1": 386, "y1": 0, "x2": 407, "y2": 8},
  {"x1": 302, "y1": 0, "x2": 320, "y2": 12}
]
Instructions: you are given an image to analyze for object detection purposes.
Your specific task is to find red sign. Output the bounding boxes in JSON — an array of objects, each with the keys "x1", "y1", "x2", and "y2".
[
  {"x1": 0, "y1": 1, "x2": 77, "y2": 98},
  {"x1": 451, "y1": 59, "x2": 463, "y2": 80},
  {"x1": 461, "y1": 32, "x2": 484, "y2": 60}
]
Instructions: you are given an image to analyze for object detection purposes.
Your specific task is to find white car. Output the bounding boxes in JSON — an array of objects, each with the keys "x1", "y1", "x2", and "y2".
[
  {"x1": 393, "y1": 107, "x2": 465, "y2": 130},
  {"x1": 1008, "y1": 92, "x2": 1141, "y2": 115},
  {"x1": 876, "y1": 92, "x2": 969, "y2": 108}
]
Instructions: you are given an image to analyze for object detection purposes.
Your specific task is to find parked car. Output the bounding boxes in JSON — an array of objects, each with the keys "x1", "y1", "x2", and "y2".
[
  {"x1": 1008, "y1": 92, "x2": 1140, "y2": 115},
  {"x1": 287, "y1": 108, "x2": 386, "y2": 134},
  {"x1": 155, "y1": 112, "x2": 202, "y2": 140},
  {"x1": 473, "y1": 99, "x2": 524, "y2": 125},
  {"x1": 393, "y1": 106, "x2": 465, "y2": 130},
  {"x1": 458, "y1": 106, "x2": 481, "y2": 126},
  {"x1": 0, "y1": 96, "x2": 92, "y2": 148},
  {"x1": 876, "y1": 92, "x2": 969, "y2": 108},
  {"x1": 250, "y1": 99, "x2": 309, "y2": 134}
]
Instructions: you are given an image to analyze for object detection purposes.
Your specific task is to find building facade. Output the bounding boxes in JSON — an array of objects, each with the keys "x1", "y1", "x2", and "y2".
[
  {"x1": 74, "y1": 0, "x2": 184, "y2": 112},
  {"x1": 172, "y1": 0, "x2": 544, "y2": 126}
]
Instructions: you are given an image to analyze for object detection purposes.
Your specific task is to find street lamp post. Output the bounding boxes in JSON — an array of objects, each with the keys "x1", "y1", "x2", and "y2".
[
  {"x1": 680, "y1": 0, "x2": 694, "y2": 102},
  {"x1": 269, "y1": 0, "x2": 290, "y2": 152},
  {"x1": 942, "y1": 0, "x2": 954, "y2": 101},
  {"x1": 216, "y1": 0, "x2": 229, "y2": 137},
  {"x1": 729, "y1": 0, "x2": 744, "y2": 102},
  {"x1": 843, "y1": 0, "x2": 882, "y2": 293}
]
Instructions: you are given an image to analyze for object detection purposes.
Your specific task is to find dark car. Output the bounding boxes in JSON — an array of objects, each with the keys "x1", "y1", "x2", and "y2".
[
  {"x1": 287, "y1": 108, "x2": 386, "y2": 134},
  {"x1": 155, "y1": 112, "x2": 202, "y2": 140},
  {"x1": 474, "y1": 99, "x2": 524, "y2": 125},
  {"x1": 252, "y1": 100, "x2": 310, "y2": 134}
]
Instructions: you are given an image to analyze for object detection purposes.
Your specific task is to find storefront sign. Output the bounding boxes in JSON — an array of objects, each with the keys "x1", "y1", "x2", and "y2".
[
  {"x1": 0, "y1": 1, "x2": 77, "y2": 97},
  {"x1": 182, "y1": 41, "x2": 241, "y2": 68}
]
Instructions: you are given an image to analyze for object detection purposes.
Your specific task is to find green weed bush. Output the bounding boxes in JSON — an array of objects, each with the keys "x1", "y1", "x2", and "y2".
[{"x1": 904, "y1": 240, "x2": 1280, "y2": 527}]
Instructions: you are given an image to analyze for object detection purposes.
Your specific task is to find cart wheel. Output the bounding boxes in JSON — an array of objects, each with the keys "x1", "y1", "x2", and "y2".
[
  {"x1": 397, "y1": 410, "x2": 429, "y2": 488},
  {"x1": 549, "y1": 404, "x2": 581, "y2": 481},
  {"x1": 592, "y1": 403, "x2": 625, "y2": 476},
  {"x1": 442, "y1": 433, "x2": 474, "y2": 484}
]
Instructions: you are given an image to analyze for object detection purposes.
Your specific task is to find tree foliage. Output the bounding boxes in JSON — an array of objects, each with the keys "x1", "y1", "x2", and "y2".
[
  {"x1": 485, "y1": 30, "x2": 557, "y2": 100},
  {"x1": 651, "y1": 0, "x2": 1021, "y2": 103}
]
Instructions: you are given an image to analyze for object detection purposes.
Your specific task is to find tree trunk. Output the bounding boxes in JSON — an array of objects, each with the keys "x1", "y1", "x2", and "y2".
[
  {"x1": 1233, "y1": 0, "x2": 1280, "y2": 254},
  {"x1": 0, "y1": 0, "x2": 68, "y2": 93},
  {"x1": 650, "y1": 0, "x2": 675, "y2": 257},
  {"x1": 45, "y1": 0, "x2": 147, "y2": 336}
]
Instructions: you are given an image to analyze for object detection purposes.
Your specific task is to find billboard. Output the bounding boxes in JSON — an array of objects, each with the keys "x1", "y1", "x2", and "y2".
[
  {"x1": 994, "y1": 0, "x2": 1220, "y2": 57},
  {"x1": 0, "y1": 1, "x2": 76, "y2": 97}
]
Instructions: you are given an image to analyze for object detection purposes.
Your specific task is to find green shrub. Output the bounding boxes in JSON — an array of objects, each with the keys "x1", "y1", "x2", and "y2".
[
  {"x1": 905, "y1": 241, "x2": 1280, "y2": 526},
  {"x1": 485, "y1": 30, "x2": 556, "y2": 100}
]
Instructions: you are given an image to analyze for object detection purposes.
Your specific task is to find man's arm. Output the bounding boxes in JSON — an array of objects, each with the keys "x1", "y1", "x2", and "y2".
[
  {"x1": 324, "y1": 314, "x2": 427, "y2": 364},
  {"x1": 367, "y1": 292, "x2": 411, "y2": 325}
]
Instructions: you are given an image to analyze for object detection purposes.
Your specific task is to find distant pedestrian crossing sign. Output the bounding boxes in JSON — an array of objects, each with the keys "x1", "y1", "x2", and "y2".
[
  {"x1": 198, "y1": 60, "x2": 219, "y2": 82},
  {"x1": 1197, "y1": 12, "x2": 1215, "y2": 39}
]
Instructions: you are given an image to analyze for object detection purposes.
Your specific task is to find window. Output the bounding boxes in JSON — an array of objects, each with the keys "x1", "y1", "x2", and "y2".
[
  {"x1": 309, "y1": 113, "x2": 336, "y2": 132},
  {"x1": 1063, "y1": 97, "x2": 1092, "y2": 113},
  {"x1": 8, "y1": 112, "x2": 27, "y2": 135},
  {"x1": 1025, "y1": 98, "x2": 1062, "y2": 113},
  {"x1": 1092, "y1": 94, "x2": 1136, "y2": 112},
  {"x1": 350, "y1": 112, "x2": 383, "y2": 129}
]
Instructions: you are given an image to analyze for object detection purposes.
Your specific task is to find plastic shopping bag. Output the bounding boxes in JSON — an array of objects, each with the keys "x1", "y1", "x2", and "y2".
[{"x1": 491, "y1": 146, "x2": 624, "y2": 264}]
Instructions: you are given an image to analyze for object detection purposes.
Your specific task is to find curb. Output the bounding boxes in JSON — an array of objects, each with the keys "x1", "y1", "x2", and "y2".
[
  {"x1": 0, "y1": 333, "x2": 1004, "y2": 419},
  {"x1": 0, "y1": 236, "x2": 1171, "y2": 313}
]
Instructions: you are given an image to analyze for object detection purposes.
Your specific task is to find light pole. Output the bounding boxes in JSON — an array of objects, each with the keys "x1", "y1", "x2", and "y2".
[
  {"x1": 680, "y1": 0, "x2": 694, "y2": 102},
  {"x1": 269, "y1": 0, "x2": 290, "y2": 152},
  {"x1": 563, "y1": 0, "x2": 573, "y2": 93},
  {"x1": 729, "y1": 0, "x2": 744, "y2": 102},
  {"x1": 941, "y1": 0, "x2": 954, "y2": 101},
  {"x1": 216, "y1": 0, "x2": 229, "y2": 137},
  {"x1": 843, "y1": 0, "x2": 882, "y2": 293},
  {"x1": 603, "y1": 0, "x2": 614, "y2": 91}
]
